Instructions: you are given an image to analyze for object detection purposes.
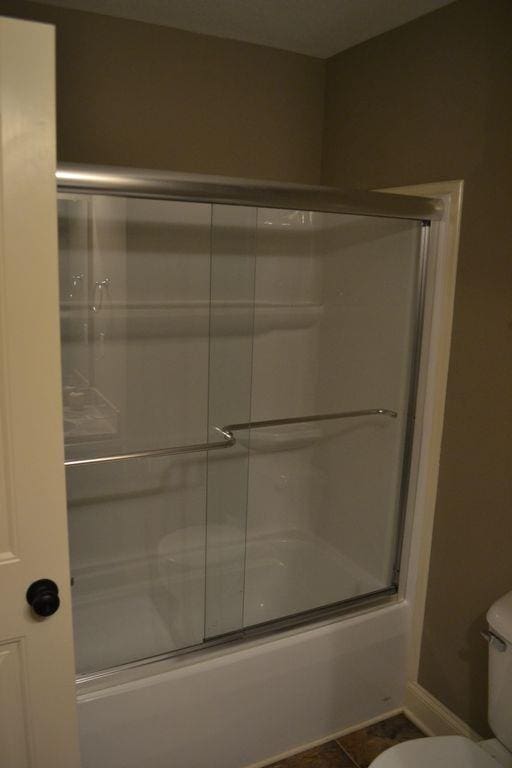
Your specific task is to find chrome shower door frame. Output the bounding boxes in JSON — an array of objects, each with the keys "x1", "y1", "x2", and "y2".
[{"x1": 57, "y1": 164, "x2": 440, "y2": 684}]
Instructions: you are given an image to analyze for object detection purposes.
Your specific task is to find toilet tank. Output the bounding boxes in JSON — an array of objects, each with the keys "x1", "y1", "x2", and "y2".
[{"x1": 487, "y1": 590, "x2": 512, "y2": 751}]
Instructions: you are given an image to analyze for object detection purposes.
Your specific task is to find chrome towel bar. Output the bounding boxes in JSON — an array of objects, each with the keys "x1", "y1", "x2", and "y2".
[
  {"x1": 223, "y1": 408, "x2": 397, "y2": 434},
  {"x1": 63, "y1": 433, "x2": 235, "y2": 467},
  {"x1": 64, "y1": 408, "x2": 397, "y2": 468}
]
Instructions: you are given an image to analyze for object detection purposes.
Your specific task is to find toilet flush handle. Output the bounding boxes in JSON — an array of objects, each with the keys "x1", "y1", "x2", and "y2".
[{"x1": 481, "y1": 629, "x2": 507, "y2": 652}]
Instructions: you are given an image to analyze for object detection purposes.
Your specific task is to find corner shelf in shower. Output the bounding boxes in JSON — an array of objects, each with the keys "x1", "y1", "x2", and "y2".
[{"x1": 63, "y1": 384, "x2": 120, "y2": 446}]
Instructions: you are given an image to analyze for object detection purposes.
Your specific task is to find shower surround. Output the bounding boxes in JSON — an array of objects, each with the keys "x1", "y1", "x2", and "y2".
[{"x1": 57, "y1": 165, "x2": 446, "y2": 767}]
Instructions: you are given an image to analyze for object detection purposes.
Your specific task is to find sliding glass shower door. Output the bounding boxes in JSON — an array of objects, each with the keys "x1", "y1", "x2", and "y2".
[
  {"x1": 205, "y1": 205, "x2": 422, "y2": 636},
  {"x1": 60, "y1": 195, "x2": 212, "y2": 674},
  {"x1": 58, "y1": 187, "x2": 425, "y2": 676}
]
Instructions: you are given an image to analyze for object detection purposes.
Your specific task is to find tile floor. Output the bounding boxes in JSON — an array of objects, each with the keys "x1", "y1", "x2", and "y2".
[{"x1": 267, "y1": 713, "x2": 425, "y2": 768}]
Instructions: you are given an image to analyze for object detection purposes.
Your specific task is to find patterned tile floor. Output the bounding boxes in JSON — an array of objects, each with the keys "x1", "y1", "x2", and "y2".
[{"x1": 267, "y1": 714, "x2": 425, "y2": 768}]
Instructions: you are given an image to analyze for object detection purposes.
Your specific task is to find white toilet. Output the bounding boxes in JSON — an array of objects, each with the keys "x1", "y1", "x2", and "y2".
[{"x1": 370, "y1": 590, "x2": 512, "y2": 767}]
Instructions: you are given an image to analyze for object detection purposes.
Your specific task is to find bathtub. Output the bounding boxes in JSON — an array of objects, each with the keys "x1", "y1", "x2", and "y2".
[{"x1": 77, "y1": 596, "x2": 408, "y2": 768}]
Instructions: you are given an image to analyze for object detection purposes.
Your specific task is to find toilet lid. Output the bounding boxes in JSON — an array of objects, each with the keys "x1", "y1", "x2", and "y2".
[{"x1": 369, "y1": 736, "x2": 501, "y2": 768}]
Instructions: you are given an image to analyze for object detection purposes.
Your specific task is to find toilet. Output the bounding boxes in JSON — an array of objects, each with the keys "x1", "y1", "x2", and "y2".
[{"x1": 370, "y1": 590, "x2": 512, "y2": 767}]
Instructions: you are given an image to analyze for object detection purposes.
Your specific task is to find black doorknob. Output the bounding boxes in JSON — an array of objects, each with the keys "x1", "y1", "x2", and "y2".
[{"x1": 26, "y1": 579, "x2": 60, "y2": 618}]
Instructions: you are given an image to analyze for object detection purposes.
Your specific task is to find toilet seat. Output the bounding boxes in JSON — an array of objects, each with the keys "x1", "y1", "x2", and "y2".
[{"x1": 369, "y1": 736, "x2": 501, "y2": 767}]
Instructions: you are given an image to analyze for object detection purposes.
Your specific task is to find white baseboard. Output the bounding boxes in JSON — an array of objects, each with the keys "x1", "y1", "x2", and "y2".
[{"x1": 404, "y1": 681, "x2": 481, "y2": 740}]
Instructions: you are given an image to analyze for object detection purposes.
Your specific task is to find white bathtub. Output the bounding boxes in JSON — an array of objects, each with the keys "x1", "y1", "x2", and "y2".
[{"x1": 77, "y1": 597, "x2": 408, "y2": 768}]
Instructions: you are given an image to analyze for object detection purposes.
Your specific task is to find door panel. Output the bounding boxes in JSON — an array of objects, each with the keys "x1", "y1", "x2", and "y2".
[
  {"x1": 0, "y1": 17, "x2": 80, "y2": 767},
  {"x1": 0, "y1": 640, "x2": 30, "y2": 768}
]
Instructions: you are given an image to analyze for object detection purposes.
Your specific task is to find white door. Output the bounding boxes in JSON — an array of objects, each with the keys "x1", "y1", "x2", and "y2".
[{"x1": 0, "y1": 17, "x2": 81, "y2": 768}]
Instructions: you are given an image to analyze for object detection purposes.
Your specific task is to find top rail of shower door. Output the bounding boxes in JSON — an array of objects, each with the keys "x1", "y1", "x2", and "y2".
[
  {"x1": 56, "y1": 164, "x2": 443, "y2": 220},
  {"x1": 64, "y1": 408, "x2": 397, "y2": 467}
]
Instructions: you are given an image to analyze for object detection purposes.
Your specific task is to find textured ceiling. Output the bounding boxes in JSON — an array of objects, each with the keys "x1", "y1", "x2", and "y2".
[{"x1": 30, "y1": 0, "x2": 455, "y2": 58}]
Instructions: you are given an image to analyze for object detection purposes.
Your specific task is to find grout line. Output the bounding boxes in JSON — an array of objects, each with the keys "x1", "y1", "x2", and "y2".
[
  {"x1": 336, "y1": 741, "x2": 360, "y2": 767},
  {"x1": 335, "y1": 741, "x2": 359, "y2": 768}
]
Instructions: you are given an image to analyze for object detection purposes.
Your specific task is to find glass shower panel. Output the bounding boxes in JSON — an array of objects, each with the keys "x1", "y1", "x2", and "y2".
[
  {"x1": 59, "y1": 183, "x2": 426, "y2": 671},
  {"x1": 207, "y1": 207, "x2": 423, "y2": 630},
  {"x1": 205, "y1": 204, "x2": 257, "y2": 638},
  {"x1": 59, "y1": 195, "x2": 212, "y2": 674}
]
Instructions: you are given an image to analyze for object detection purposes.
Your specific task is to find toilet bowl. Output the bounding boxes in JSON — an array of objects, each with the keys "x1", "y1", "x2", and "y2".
[
  {"x1": 369, "y1": 736, "x2": 500, "y2": 767},
  {"x1": 369, "y1": 590, "x2": 512, "y2": 767}
]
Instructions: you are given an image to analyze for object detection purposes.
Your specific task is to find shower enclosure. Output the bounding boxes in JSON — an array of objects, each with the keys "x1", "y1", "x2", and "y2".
[{"x1": 57, "y1": 166, "x2": 439, "y2": 679}]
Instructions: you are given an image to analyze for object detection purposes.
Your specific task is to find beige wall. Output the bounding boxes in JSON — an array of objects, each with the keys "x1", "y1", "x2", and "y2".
[
  {"x1": 323, "y1": 0, "x2": 512, "y2": 734},
  {"x1": 3, "y1": 0, "x2": 512, "y2": 737},
  {"x1": 0, "y1": 0, "x2": 324, "y2": 183}
]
